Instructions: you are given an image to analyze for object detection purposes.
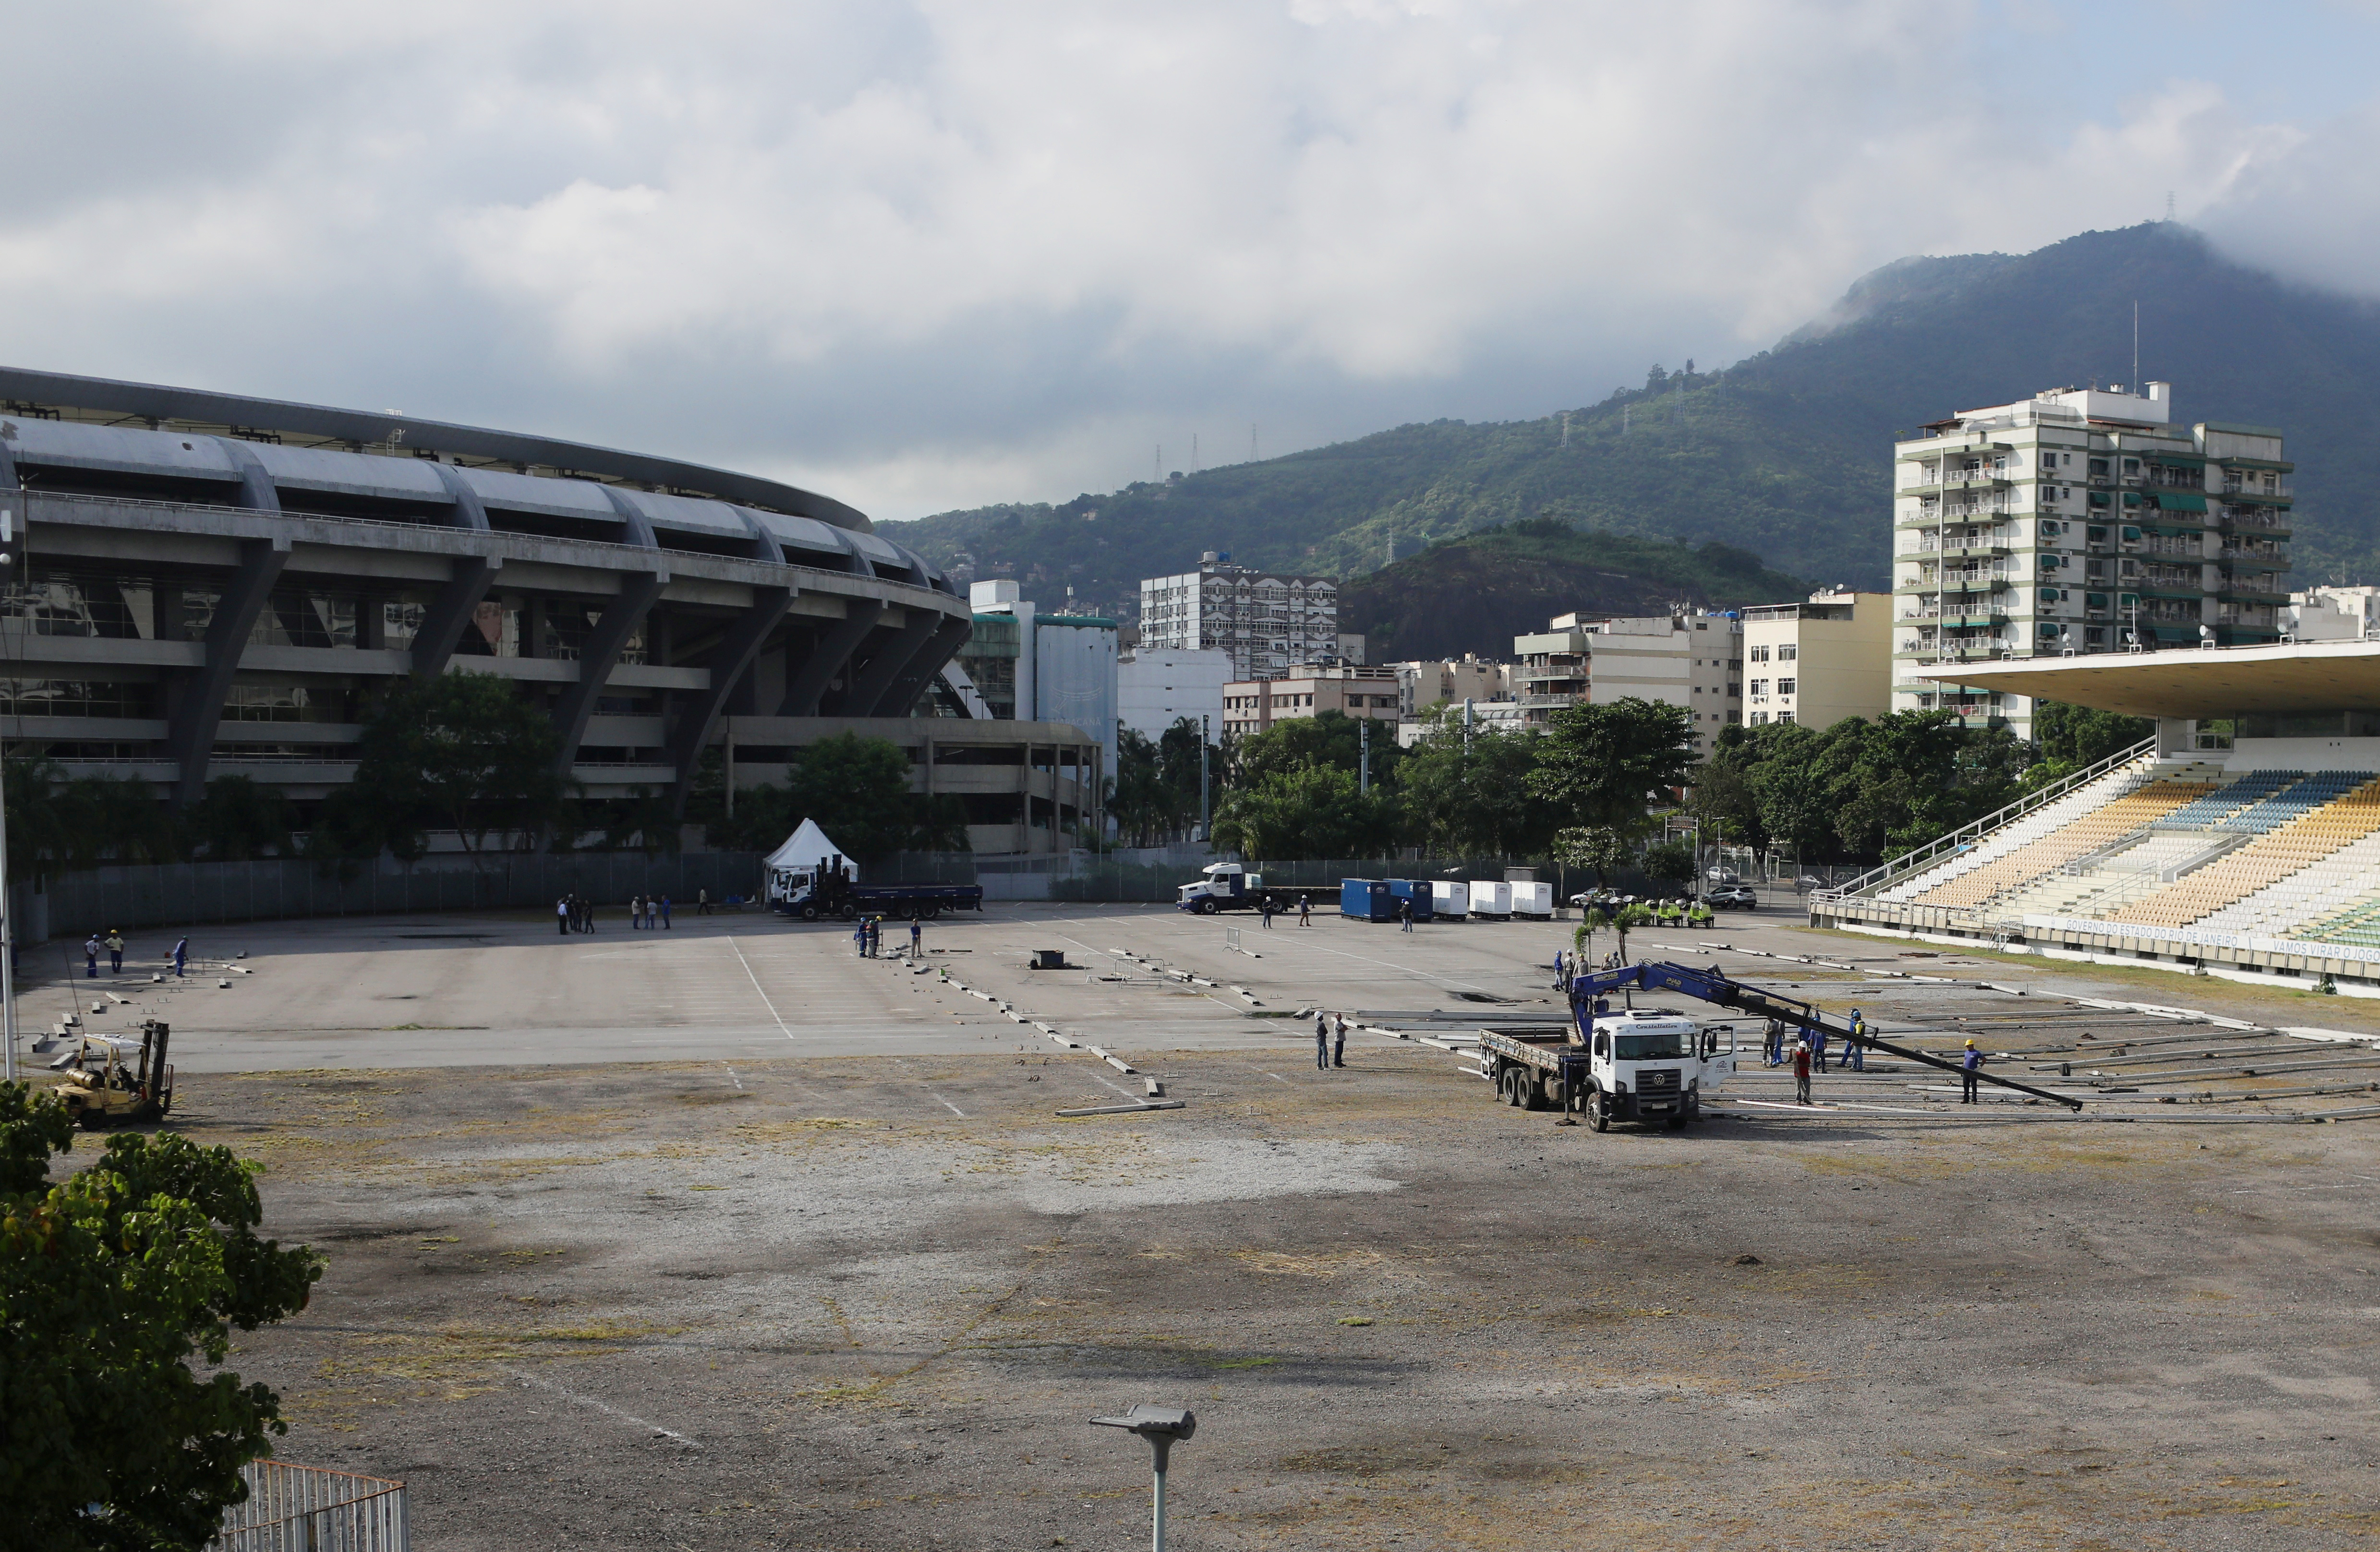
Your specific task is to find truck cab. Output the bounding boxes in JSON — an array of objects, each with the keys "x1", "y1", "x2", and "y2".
[
  {"x1": 1579, "y1": 1007, "x2": 1734, "y2": 1131},
  {"x1": 1177, "y1": 862, "x2": 1261, "y2": 913}
]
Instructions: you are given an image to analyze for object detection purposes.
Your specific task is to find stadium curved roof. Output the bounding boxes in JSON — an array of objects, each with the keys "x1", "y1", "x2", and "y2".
[
  {"x1": 1915, "y1": 641, "x2": 2380, "y2": 719},
  {"x1": 0, "y1": 364, "x2": 871, "y2": 532}
]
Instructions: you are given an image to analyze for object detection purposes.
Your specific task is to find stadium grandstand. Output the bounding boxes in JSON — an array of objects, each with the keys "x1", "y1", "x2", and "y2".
[
  {"x1": 1812, "y1": 639, "x2": 2380, "y2": 995},
  {"x1": 0, "y1": 368, "x2": 1101, "y2": 853}
]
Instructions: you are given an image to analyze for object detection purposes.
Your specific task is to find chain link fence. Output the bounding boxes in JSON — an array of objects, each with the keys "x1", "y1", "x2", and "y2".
[{"x1": 32, "y1": 852, "x2": 766, "y2": 940}]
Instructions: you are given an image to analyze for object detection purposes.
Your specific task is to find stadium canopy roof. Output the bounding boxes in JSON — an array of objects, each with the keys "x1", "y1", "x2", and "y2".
[{"x1": 1913, "y1": 641, "x2": 2380, "y2": 719}]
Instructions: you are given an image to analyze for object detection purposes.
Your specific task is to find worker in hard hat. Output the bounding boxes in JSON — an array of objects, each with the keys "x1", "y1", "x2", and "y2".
[{"x1": 1960, "y1": 1037, "x2": 1982, "y2": 1104}]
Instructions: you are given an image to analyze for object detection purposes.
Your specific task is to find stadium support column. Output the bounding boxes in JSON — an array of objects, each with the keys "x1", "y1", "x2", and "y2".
[
  {"x1": 867, "y1": 611, "x2": 971, "y2": 717},
  {"x1": 166, "y1": 535, "x2": 291, "y2": 807},
  {"x1": 846, "y1": 612, "x2": 942, "y2": 716},
  {"x1": 551, "y1": 570, "x2": 668, "y2": 773},
  {"x1": 411, "y1": 556, "x2": 502, "y2": 676},
  {"x1": 780, "y1": 600, "x2": 885, "y2": 716},
  {"x1": 664, "y1": 585, "x2": 795, "y2": 815}
]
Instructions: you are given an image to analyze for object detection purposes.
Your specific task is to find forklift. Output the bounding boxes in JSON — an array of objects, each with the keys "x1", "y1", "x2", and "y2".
[{"x1": 48, "y1": 1019, "x2": 175, "y2": 1129}]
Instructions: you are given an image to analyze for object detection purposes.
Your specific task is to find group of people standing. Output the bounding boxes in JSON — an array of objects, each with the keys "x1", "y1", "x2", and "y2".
[
  {"x1": 81, "y1": 930, "x2": 191, "y2": 978},
  {"x1": 553, "y1": 893, "x2": 675, "y2": 933},
  {"x1": 1763, "y1": 1011, "x2": 1984, "y2": 1104},
  {"x1": 1314, "y1": 1010, "x2": 1349, "y2": 1070}
]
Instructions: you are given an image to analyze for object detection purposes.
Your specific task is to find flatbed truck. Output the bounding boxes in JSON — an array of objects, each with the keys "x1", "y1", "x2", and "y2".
[{"x1": 769, "y1": 860, "x2": 984, "y2": 921}]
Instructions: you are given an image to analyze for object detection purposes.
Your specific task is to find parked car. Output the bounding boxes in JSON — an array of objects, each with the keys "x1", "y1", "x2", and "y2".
[
  {"x1": 1709, "y1": 886, "x2": 1758, "y2": 910},
  {"x1": 1793, "y1": 876, "x2": 1826, "y2": 893},
  {"x1": 1706, "y1": 867, "x2": 1740, "y2": 885}
]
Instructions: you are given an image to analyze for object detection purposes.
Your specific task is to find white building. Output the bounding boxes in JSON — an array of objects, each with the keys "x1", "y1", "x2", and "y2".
[
  {"x1": 1892, "y1": 382, "x2": 2293, "y2": 742},
  {"x1": 1138, "y1": 553, "x2": 1341, "y2": 679},
  {"x1": 1392, "y1": 657, "x2": 1514, "y2": 719},
  {"x1": 1117, "y1": 647, "x2": 1233, "y2": 743},
  {"x1": 964, "y1": 580, "x2": 1119, "y2": 775},
  {"x1": 2287, "y1": 585, "x2": 2380, "y2": 643}
]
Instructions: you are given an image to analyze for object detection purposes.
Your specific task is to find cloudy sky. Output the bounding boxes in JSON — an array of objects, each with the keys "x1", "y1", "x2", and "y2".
[{"x1": 3, "y1": 1, "x2": 2376, "y2": 525}]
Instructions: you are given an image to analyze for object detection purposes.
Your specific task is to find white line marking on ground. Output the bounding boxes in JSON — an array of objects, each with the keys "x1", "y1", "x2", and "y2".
[
  {"x1": 930, "y1": 1091, "x2": 967, "y2": 1117},
  {"x1": 724, "y1": 1065, "x2": 744, "y2": 1091},
  {"x1": 507, "y1": 1369, "x2": 700, "y2": 1449},
  {"x1": 1090, "y1": 1072, "x2": 1141, "y2": 1101},
  {"x1": 722, "y1": 936, "x2": 791, "y2": 1036}
]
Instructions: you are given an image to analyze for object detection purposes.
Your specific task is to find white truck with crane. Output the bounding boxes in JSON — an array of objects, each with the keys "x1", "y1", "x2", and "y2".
[{"x1": 1479, "y1": 960, "x2": 2084, "y2": 1130}]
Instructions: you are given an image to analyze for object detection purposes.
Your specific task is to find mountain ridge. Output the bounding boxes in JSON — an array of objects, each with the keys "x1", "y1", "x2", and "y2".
[{"x1": 884, "y1": 224, "x2": 2380, "y2": 611}]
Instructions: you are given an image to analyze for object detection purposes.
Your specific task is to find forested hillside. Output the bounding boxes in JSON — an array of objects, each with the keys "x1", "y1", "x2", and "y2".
[
  {"x1": 884, "y1": 223, "x2": 2380, "y2": 610},
  {"x1": 1338, "y1": 521, "x2": 1809, "y2": 663}
]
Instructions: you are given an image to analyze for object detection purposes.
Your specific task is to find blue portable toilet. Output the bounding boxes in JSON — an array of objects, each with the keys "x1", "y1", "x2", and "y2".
[
  {"x1": 1386, "y1": 879, "x2": 1436, "y2": 922},
  {"x1": 1340, "y1": 878, "x2": 1393, "y2": 921}
]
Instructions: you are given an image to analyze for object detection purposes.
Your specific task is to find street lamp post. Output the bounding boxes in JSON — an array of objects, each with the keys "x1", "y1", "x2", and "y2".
[{"x1": 1090, "y1": 1405, "x2": 1196, "y2": 1552}]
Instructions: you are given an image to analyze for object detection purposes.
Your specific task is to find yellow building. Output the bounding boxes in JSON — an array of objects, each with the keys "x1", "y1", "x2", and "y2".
[{"x1": 1740, "y1": 590, "x2": 1891, "y2": 731}]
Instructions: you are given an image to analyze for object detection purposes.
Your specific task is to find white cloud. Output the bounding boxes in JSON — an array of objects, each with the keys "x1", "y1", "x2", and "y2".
[{"x1": 0, "y1": 1, "x2": 2349, "y2": 523}]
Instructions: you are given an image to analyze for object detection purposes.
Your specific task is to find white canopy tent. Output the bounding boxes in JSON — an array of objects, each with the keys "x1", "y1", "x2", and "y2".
[{"x1": 764, "y1": 818, "x2": 854, "y2": 880}]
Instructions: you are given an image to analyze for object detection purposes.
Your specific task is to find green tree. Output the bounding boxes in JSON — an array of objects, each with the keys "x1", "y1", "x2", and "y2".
[
  {"x1": 1642, "y1": 839, "x2": 1696, "y2": 892},
  {"x1": 0, "y1": 1083, "x2": 323, "y2": 1550},
  {"x1": 2030, "y1": 699, "x2": 2156, "y2": 778},
  {"x1": 1688, "y1": 742, "x2": 1768, "y2": 861},
  {"x1": 1228, "y1": 710, "x2": 1402, "y2": 791},
  {"x1": 330, "y1": 670, "x2": 569, "y2": 868},
  {"x1": 688, "y1": 735, "x2": 970, "y2": 857},
  {"x1": 1528, "y1": 698, "x2": 1697, "y2": 832},
  {"x1": 1553, "y1": 825, "x2": 1633, "y2": 888},
  {"x1": 186, "y1": 776, "x2": 292, "y2": 861},
  {"x1": 1394, "y1": 712, "x2": 1556, "y2": 856},
  {"x1": 1211, "y1": 765, "x2": 1399, "y2": 861}
]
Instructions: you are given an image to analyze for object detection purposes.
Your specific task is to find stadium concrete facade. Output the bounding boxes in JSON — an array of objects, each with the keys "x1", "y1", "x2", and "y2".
[{"x1": 0, "y1": 369, "x2": 1102, "y2": 853}]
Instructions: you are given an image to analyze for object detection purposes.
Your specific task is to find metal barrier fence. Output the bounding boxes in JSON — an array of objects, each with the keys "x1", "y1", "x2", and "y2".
[
  {"x1": 210, "y1": 1461, "x2": 408, "y2": 1552},
  {"x1": 853, "y1": 854, "x2": 1673, "y2": 904},
  {"x1": 34, "y1": 852, "x2": 766, "y2": 939}
]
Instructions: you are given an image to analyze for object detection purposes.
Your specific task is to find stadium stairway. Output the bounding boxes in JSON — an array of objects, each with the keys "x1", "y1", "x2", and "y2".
[
  {"x1": 2103, "y1": 773, "x2": 2380, "y2": 931},
  {"x1": 1875, "y1": 756, "x2": 2205, "y2": 905},
  {"x1": 1907, "y1": 772, "x2": 2221, "y2": 911},
  {"x1": 2194, "y1": 827, "x2": 2380, "y2": 940}
]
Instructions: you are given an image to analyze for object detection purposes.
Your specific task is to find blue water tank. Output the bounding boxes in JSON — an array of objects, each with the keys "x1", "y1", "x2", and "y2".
[
  {"x1": 1339, "y1": 878, "x2": 1393, "y2": 921},
  {"x1": 1386, "y1": 879, "x2": 1437, "y2": 921}
]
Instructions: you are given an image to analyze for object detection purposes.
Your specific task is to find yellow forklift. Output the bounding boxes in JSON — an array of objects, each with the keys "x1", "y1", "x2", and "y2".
[{"x1": 47, "y1": 1019, "x2": 175, "y2": 1128}]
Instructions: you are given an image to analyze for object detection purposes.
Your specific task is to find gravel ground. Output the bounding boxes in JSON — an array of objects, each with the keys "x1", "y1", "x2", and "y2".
[{"x1": 175, "y1": 1035, "x2": 2380, "y2": 1550}]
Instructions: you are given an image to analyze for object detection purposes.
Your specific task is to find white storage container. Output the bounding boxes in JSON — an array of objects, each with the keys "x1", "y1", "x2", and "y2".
[
  {"x1": 1470, "y1": 880, "x2": 1513, "y2": 917},
  {"x1": 1430, "y1": 880, "x2": 1470, "y2": 917},
  {"x1": 1509, "y1": 881, "x2": 1553, "y2": 918}
]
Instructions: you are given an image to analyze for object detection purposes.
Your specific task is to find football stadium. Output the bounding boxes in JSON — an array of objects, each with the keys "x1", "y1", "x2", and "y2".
[
  {"x1": 0, "y1": 368, "x2": 1103, "y2": 851},
  {"x1": 1814, "y1": 639, "x2": 2380, "y2": 993}
]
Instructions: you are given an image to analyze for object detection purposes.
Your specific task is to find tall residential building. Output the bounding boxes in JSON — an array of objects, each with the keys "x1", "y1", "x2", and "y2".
[
  {"x1": 1138, "y1": 553, "x2": 1341, "y2": 679},
  {"x1": 1117, "y1": 647, "x2": 1234, "y2": 742},
  {"x1": 1220, "y1": 664, "x2": 1402, "y2": 740},
  {"x1": 959, "y1": 581, "x2": 1120, "y2": 775},
  {"x1": 1891, "y1": 383, "x2": 2292, "y2": 741},
  {"x1": 1509, "y1": 610, "x2": 1742, "y2": 756},
  {"x1": 1739, "y1": 589, "x2": 1890, "y2": 731}
]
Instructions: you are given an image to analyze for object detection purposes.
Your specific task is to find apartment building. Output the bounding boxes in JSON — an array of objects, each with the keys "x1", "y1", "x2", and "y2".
[
  {"x1": 1891, "y1": 382, "x2": 2293, "y2": 741},
  {"x1": 1392, "y1": 656, "x2": 1514, "y2": 719},
  {"x1": 1740, "y1": 589, "x2": 1890, "y2": 731},
  {"x1": 1219, "y1": 664, "x2": 1402, "y2": 739},
  {"x1": 1138, "y1": 553, "x2": 1341, "y2": 679},
  {"x1": 1509, "y1": 610, "x2": 1742, "y2": 756}
]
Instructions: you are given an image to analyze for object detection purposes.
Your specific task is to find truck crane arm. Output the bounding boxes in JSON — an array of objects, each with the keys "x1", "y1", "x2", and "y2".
[{"x1": 1571, "y1": 962, "x2": 2084, "y2": 1111}]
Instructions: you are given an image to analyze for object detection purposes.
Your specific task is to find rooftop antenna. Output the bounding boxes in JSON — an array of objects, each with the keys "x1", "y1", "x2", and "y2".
[
  {"x1": 2165, "y1": 190, "x2": 2176, "y2": 222},
  {"x1": 2132, "y1": 301, "x2": 2139, "y2": 390},
  {"x1": 1192, "y1": 433, "x2": 1199, "y2": 473},
  {"x1": 1560, "y1": 410, "x2": 1571, "y2": 448},
  {"x1": 1249, "y1": 423, "x2": 1258, "y2": 463}
]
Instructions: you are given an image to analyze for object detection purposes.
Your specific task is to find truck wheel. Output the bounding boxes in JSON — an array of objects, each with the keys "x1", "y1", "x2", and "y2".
[
  {"x1": 801, "y1": 904, "x2": 820, "y2": 921},
  {"x1": 1667, "y1": 1113, "x2": 1690, "y2": 1131},
  {"x1": 1587, "y1": 1092, "x2": 1610, "y2": 1132},
  {"x1": 1195, "y1": 900, "x2": 1216, "y2": 915},
  {"x1": 925, "y1": 903, "x2": 942, "y2": 920},
  {"x1": 838, "y1": 903, "x2": 858, "y2": 922},
  {"x1": 1522, "y1": 1076, "x2": 1548, "y2": 1112}
]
